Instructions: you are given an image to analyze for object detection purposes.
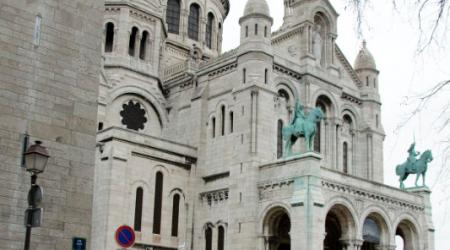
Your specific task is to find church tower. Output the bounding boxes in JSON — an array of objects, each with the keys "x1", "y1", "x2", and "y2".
[{"x1": 354, "y1": 41, "x2": 385, "y2": 182}]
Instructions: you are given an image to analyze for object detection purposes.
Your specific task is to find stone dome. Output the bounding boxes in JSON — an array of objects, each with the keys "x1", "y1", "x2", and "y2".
[
  {"x1": 354, "y1": 41, "x2": 377, "y2": 70},
  {"x1": 243, "y1": 0, "x2": 270, "y2": 17}
]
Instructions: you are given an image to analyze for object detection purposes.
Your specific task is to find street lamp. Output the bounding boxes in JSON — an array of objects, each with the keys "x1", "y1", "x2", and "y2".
[{"x1": 23, "y1": 141, "x2": 49, "y2": 250}]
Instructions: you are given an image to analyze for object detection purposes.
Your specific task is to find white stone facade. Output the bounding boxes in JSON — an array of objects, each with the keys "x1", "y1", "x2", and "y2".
[{"x1": 93, "y1": 0, "x2": 434, "y2": 250}]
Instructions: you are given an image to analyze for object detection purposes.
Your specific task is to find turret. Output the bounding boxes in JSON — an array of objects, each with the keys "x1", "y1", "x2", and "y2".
[
  {"x1": 355, "y1": 41, "x2": 380, "y2": 101},
  {"x1": 239, "y1": 0, "x2": 273, "y2": 53}
]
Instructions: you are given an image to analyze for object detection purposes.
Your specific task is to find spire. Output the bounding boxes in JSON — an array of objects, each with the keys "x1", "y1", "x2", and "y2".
[{"x1": 243, "y1": 0, "x2": 271, "y2": 18}]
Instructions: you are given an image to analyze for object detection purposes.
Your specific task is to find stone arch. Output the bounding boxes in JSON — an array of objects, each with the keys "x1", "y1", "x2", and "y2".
[
  {"x1": 274, "y1": 77, "x2": 299, "y2": 99},
  {"x1": 260, "y1": 204, "x2": 292, "y2": 250},
  {"x1": 393, "y1": 214, "x2": 421, "y2": 250},
  {"x1": 310, "y1": 7, "x2": 337, "y2": 34},
  {"x1": 108, "y1": 85, "x2": 168, "y2": 126},
  {"x1": 168, "y1": 187, "x2": 186, "y2": 200},
  {"x1": 324, "y1": 198, "x2": 359, "y2": 249},
  {"x1": 359, "y1": 206, "x2": 393, "y2": 247},
  {"x1": 311, "y1": 89, "x2": 338, "y2": 116},
  {"x1": 340, "y1": 105, "x2": 360, "y2": 129}
]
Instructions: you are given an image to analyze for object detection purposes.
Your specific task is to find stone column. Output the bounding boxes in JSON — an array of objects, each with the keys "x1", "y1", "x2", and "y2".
[
  {"x1": 408, "y1": 187, "x2": 434, "y2": 250},
  {"x1": 290, "y1": 153, "x2": 324, "y2": 250}
]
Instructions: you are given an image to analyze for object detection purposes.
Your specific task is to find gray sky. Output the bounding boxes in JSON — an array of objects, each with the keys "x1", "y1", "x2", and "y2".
[{"x1": 222, "y1": 0, "x2": 450, "y2": 248}]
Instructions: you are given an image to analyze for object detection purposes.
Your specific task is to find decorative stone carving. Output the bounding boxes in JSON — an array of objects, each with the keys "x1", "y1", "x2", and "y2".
[{"x1": 200, "y1": 189, "x2": 229, "y2": 206}]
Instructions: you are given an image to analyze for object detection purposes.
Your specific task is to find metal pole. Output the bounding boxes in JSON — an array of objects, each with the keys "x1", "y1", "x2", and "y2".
[
  {"x1": 24, "y1": 174, "x2": 37, "y2": 250},
  {"x1": 24, "y1": 223, "x2": 31, "y2": 250}
]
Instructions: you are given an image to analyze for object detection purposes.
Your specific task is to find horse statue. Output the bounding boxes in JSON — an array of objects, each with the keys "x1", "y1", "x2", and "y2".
[
  {"x1": 282, "y1": 101, "x2": 324, "y2": 156},
  {"x1": 396, "y1": 143, "x2": 433, "y2": 189}
]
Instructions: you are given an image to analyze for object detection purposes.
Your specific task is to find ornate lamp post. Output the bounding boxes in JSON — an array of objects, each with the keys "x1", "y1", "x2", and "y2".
[{"x1": 23, "y1": 141, "x2": 49, "y2": 250}]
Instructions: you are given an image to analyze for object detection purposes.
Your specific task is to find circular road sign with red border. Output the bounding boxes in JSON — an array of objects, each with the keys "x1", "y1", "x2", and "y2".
[{"x1": 115, "y1": 225, "x2": 135, "y2": 248}]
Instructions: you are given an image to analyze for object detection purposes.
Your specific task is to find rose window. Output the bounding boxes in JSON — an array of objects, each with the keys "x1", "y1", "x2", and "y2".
[{"x1": 120, "y1": 100, "x2": 147, "y2": 131}]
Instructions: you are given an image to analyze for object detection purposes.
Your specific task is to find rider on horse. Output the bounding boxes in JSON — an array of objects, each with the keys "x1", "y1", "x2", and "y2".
[
  {"x1": 407, "y1": 142, "x2": 420, "y2": 172},
  {"x1": 291, "y1": 101, "x2": 306, "y2": 135}
]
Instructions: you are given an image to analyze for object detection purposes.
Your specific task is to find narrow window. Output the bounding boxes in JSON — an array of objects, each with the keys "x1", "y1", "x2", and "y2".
[
  {"x1": 139, "y1": 31, "x2": 148, "y2": 60},
  {"x1": 205, "y1": 227, "x2": 213, "y2": 250},
  {"x1": 264, "y1": 69, "x2": 268, "y2": 84},
  {"x1": 376, "y1": 114, "x2": 379, "y2": 128},
  {"x1": 366, "y1": 76, "x2": 369, "y2": 86},
  {"x1": 153, "y1": 172, "x2": 163, "y2": 234},
  {"x1": 206, "y1": 13, "x2": 214, "y2": 49},
  {"x1": 98, "y1": 122, "x2": 104, "y2": 131},
  {"x1": 374, "y1": 78, "x2": 377, "y2": 88},
  {"x1": 243, "y1": 68, "x2": 246, "y2": 84},
  {"x1": 188, "y1": 4, "x2": 200, "y2": 40},
  {"x1": 277, "y1": 120, "x2": 283, "y2": 158},
  {"x1": 221, "y1": 106, "x2": 225, "y2": 136},
  {"x1": 245, "y1": 26, "x2": 248, "y2": 37},
  {"x1": 217, "y1": 23, "x2": 222, "y2": 49},
  {"x1": 314, "y1": 121, "x2": 321, "y2": 152},
  {"x1": 218, "y1": 226, "x2": 225, "y2": 250},
  {"x1": 134, "y1": 187, "x2": 143, "y2": 231},
  {"x1": 166, "y1": 0, "x2": 181, "y2": 34},
  {"x1": 105, "y1": 22, "x2": 114, "y2": 52},
  {"x1": 171, "y1": 194, "x2": 180, "y2": 237},
  {"x1": 343, "y1": 142, "x2": 348, "y2": 174},
  {"x1": 212, "y1": 117, "x2": 216, "y2": 138},
  {"x1": 229, "y1": 112, "x2": 234, "y2": 133},
  {"x1": 255, "y1": 23, "x2": 258, "y2": 35},
  {"x1": 264, "y1": 26, "x2": 268, "y2": 37},
  {"x1": 128, "y1": 27, "x2": 138, "y2": 56}
]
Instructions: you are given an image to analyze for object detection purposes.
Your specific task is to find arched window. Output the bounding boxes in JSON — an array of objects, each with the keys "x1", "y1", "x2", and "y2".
[
  {"x1": 255, "y1": 23, "x2": 258, "y2": 35},
  {"x1": 264, "y1": 26, "x2": 268, "y2": 37},
  {"x1": 206, "y1": 13, "x2": 214, "y2": 49},
  {"x1": 366, "y1": 76, "x2": 370, "y2": 86},
  {"x1": 218, "y1": 226, "x2": 225, "y2": 250},
  {"x1": 376, "y1": 114, "x2": 379, "y2": 128},
  {"x1": 245, "y1": 26, "x2": 248, "y2": 37},
  {"x1": 343, "y1": 142, "x2": 348, "y2": 174},
  {"x1": 314, "y1": 102, "x2": 327, "y2": 153},
  {"x1": 243, "y1": 68, "x2": 246, "y2": 83},
  {"x1": 134, "y1": 187, "x2": 143, "y2": 231},
  {"x1": 217, "y1": 22, "x2": 222, "y2": 49},
  {"x1": 264, "y1": 69, "x2": 268, "y2": 84},
  {"x1": 166, "y1": 0, "x2": 181, "y2": 34},
  {"x1": 105, "y1": 22, "x2": 114, "y2": 52},
  {"x1": 221, "y1": 105, "x2": 225, "y2": 136},
  {"x1": 129, "y1": 27, "x2": 138, "y2": 56},
  {"x1": 153, "y1": 172, "x2": 163, "y2": 234},
  {"x1": 139, "y1": 31, "x2": 148, "y2": 60},
  {"x1": 188, "y1": 4, "x2": 200, "y2": 40},
  {"x1": 205, "y1": 227, "x2": 213, "y2": 250},
  {"x1": 212, "y1": 117, "x2": 216, "y2": 138},
  {"x1": 277, "y1": 120, "x2": 283, "y2": 158},
  {"x1": 229, "y1": 112, "x2": 234, "y2": 133},
  {"x1": 171, "y1": 194, "x2": 180, "y2": 237}
]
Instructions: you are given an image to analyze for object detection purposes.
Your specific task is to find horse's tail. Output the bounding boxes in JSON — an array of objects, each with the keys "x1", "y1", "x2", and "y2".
[{"x1": 395, "y1": 164, "x2": 404, "y2": 176}]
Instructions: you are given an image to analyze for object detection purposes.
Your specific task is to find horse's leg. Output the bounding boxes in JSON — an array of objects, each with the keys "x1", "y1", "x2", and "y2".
[
  {"x1": 423, "y1": 172, "x2": 426, "y2": 187},
  {"x1": 415, "y1": 173, "x2": 420, "y2": 187},
  {"x1": 284, "y1": 136, "x2": 291, "y2": 157}
]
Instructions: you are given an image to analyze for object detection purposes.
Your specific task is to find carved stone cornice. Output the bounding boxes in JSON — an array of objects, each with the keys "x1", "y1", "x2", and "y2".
[
  {"x1": 321, "y1": 179, "x2": 425, "y2": 212},
  {"x1": 273, "y1": 63, "x2": 302, "y2": 80},
  {"x1": 341, "y1": 92, "x2": 363, "y2": 105}
]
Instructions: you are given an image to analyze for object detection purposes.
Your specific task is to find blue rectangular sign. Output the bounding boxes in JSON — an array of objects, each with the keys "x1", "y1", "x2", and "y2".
[{"x1": 72, "y1": 237, "x2": 86, "y2": 250}]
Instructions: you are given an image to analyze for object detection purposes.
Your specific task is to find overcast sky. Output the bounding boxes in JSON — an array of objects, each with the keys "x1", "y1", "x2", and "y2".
[{"x1": 222, "y1": 0, "x2": 450, "y2": 248}]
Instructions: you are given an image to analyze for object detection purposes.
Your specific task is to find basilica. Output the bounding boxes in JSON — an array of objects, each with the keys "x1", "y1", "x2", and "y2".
[{"x1": 92, "y1": 0, "x2": 434, "y2": 249}]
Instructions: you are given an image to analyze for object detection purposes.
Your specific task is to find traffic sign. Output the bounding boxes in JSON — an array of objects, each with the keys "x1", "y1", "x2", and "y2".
[
  {"x1": 24, "y1": 208, "x2": 43, "y2": 228},
  {"x1": 115, "y1": 225, "x2": 135, "y2": 248}
]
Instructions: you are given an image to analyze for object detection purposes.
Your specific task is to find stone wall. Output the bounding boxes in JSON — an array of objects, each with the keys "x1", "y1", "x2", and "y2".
[{"x1": 0, "y1": 0, "x2": 103, "y2": 249}]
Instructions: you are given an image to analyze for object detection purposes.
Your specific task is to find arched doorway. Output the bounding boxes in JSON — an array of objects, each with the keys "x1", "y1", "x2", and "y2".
[
  {"x1": 263, "y1": 207, "x2": 291, "y2": 250},
  {"x1": 324, "y1": 212, "x2": 342, "y2": 250},
  {"x1": 361, "y1": 213, "x2": 389, "y2": 250},
  {"x1": 395, "y1": 219, "x2": 418, "y2": 250},
  {"x1": 323, "y1": 204, "x2": 356, "y2": 250}
]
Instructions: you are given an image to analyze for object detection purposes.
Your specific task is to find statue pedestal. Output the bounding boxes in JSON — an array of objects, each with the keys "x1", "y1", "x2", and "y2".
[
  {"x1": 407, "y1": 187, "x2": 434, "y2": 250},
  {"x1": 288, "y1": 152, "x2": 325, "y2": 250}
]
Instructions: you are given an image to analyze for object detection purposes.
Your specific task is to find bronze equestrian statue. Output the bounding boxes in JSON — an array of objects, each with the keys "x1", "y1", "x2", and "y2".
[{"x1": 396, "y1": 142, "x2": 433, "y2": 189}]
